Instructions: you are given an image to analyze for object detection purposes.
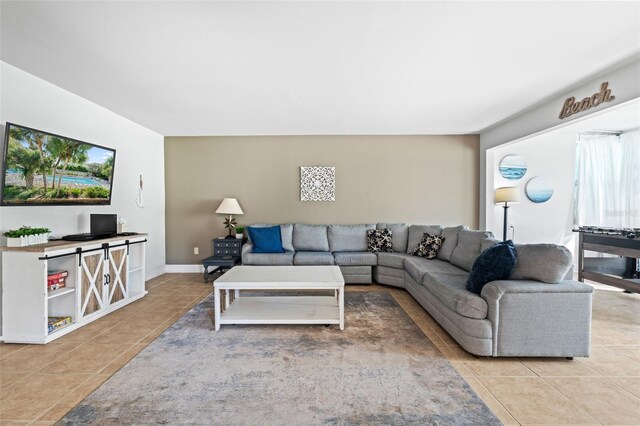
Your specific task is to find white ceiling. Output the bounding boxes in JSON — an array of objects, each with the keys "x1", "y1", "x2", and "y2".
[{"x1": 1, "y1": 1, "x2": 639, "y2": 136}]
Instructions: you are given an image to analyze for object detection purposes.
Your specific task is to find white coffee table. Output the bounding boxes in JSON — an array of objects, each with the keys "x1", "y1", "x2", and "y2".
[{"x1": 213, "y1": 265, "x2": 345, "y2": 331}]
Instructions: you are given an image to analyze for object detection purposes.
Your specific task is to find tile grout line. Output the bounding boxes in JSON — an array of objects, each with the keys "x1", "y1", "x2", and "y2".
[
  {"x1": 599, "y1": 376, "x2": 640, "y2": 402},
  {"x1": 465, "y1": 375, "x2": 523, "y2": 426},
  {"x1": 24, "y1": 372, "x2": 98, "y2": 424},
  {"x1": 537, "y1": 375, "x2": 603, "y2": 425}
]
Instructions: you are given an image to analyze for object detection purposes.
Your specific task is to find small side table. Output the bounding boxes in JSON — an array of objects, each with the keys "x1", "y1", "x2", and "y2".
[{"x1": 202, "y1": 238, "x2": 244, "y2": 282}]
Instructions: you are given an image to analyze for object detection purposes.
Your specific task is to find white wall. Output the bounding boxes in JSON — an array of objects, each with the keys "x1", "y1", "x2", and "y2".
[
  {"x1": 479, "y1": 58, "x2": 640, "y2": 228},
  {"x1": 0, "y1": 62, "x2": 166, "y2": 334},
  {"x1": 487, "y1": 132, "x2": 577, "y2": 256}
]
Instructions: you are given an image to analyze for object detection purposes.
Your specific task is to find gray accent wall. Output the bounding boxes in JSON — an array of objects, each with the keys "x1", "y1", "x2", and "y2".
[{"x1": 165, "y1": 135, "x2": 479, "y2": 264}]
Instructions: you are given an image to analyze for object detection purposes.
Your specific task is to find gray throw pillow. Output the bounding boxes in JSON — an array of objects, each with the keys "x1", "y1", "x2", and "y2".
[
  {"x1": 510, "y1": 243, "x2": 573, "y2": 284},
  {"x1": 480, "y1": 237, "x2": 500, "y2": 253},
  {"x1": 449, "y1": 229, "x2": 495, "y2": 271},
  {"x1": 377, "y1": 223, "x2": 409, "y2": 253},
  {"x1": 437, "y1": 225, "x2": 467, "y2": 261}
]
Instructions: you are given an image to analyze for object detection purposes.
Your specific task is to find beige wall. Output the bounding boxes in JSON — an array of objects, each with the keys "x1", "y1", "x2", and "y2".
[{"x1": 165, "y1": 135, "x2": 479, "y2": 264}]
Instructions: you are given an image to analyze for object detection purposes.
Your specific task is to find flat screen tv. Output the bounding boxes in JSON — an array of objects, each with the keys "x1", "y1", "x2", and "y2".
[{"x1": 1, "y1": 122, "x2": 116, "y2": 206}]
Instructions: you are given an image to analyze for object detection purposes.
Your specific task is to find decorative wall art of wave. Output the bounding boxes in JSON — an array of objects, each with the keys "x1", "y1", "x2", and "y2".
[
  {"x1": 526, "y1": 176, "x2": 554, "y2": 203},
  {"x1": 499, "y1": 154, "x2": 527, "y2": 181}
]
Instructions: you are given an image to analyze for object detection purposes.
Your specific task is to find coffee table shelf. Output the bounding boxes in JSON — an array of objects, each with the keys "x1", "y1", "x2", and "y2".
[{"x1": 219, "y1": 296, "x2": 341, "y2": 325}]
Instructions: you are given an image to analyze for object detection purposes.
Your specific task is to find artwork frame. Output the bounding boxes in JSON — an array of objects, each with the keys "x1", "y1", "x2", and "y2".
[{"x1": 300, "y1": 166, "x2": 335, "y2": 201}]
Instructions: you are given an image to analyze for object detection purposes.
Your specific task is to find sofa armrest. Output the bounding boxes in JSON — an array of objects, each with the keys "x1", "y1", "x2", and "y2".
[
  {"x1": 241, "y1": 243, "x2": 253, "y2": 263},
  {"x1": 481, "y1": 279, "x2": 592, "y2": 300},
  {"x1": 481, "y1": 280, "x2": 593, "y2": 357}
]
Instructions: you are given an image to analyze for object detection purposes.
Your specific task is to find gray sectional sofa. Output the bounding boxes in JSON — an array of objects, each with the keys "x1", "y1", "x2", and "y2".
[{"x1": 242, "y1": 223, "x2": 593, "y2": 358}]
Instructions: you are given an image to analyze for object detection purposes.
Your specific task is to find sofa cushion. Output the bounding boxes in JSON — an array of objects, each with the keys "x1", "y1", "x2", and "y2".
[
  {"x1": 293, "y1": 224, "x2": 329, "y2": 252},
  {"x1": 481, "y1": 237, "x2": 501, "y2": 253},
  {"x1": 466, "y1": 240, "x2": 517, "y2": 294},
  {"x1": 404, "y1": 257, "x2": 468, "y2": 282},
  {"x1": 366, "y1": 228, "x2": 393, "y2": 253},
  {"x1": 406, "y1": 225, "x2": 443, "y2": 254},
  {"x1": 247, "y1": 226, "x2": 285, "y2": 253},
  {"x1": 333, "y1": 252, "x2": 377, "y2": 266},
  {"x1": 450, "y1": 229, "x2": 495, "y2": 271},
  {"x1": 294, "y1": 251, "x2": 334, "y2": 265},
  {"x1": 377, "y1": 223, "x2": 409, "y2": 253},
  {"x1": 423, "y1": 272, "x2": 489, "y2": 320},
  {"x1": 437, "y1": 226, "x2": 467, "y2": 261},
  {"x1": 376, "y1": 252, "x2": 413, "y2": 269},
  {"x1": 411, "y1": 233, "x2": 445, "y2": 259},
  {"x1": 242, "y1": 251, "x2": 294, "y2": 266},
  {"x1": 510, "y1": 243, "x2": 573, "y2": 283},
  {"x1": 328, "y1": 224, "x2": 375, "y2": 252},
  {"x1": 247, "y1": 224, "x2": 294, "y2": 252}
]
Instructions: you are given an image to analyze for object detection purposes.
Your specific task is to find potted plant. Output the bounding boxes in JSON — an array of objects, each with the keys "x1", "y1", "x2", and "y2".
[
  {"x1": 4, "y1": 226, "x2": 51, "y2": 247},
  {"x1": 235, "y1": 225, "x2": 245, "y2": 239}
]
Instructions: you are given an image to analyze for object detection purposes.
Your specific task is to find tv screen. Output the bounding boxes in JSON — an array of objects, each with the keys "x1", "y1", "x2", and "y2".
[{"x1": 1, "y1": 122, "x2": 116, "y2": 206}]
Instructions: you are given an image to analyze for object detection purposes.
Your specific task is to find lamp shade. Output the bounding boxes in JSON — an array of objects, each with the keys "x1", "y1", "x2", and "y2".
[
  {"x1": 215, "y1": 198, "x2": 244, "y2": 215},
  {"x1": 495, "y1": 187, "x2": 521, "y2": 204}
]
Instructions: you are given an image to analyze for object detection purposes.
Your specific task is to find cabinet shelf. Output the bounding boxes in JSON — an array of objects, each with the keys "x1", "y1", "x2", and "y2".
[
  {"x1": 48, "y1": 321, "x2": 74, "y2": 335},
  {"x1": 47, "y1": 287, "x2": 76, "y2": 299}
]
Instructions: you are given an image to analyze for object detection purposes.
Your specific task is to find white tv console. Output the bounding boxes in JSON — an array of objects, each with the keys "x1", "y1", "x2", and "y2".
[{"x1": 1, "y1": 235, "x2": 147, "y2": 344}]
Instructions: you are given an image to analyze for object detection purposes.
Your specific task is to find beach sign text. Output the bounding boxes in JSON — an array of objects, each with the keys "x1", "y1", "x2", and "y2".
[{"x1": 559, "y1": 82, "x2": 615, "y2": 120}]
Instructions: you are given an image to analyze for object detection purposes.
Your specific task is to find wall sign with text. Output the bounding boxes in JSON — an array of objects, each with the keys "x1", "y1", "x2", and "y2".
[{"x1": 559, "y1": 82, "x2": 615, "y2": 119}]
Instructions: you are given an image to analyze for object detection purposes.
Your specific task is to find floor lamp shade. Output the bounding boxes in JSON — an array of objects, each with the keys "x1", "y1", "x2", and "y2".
[
  {"x1": 495, "y1": 187, "x2": 521, "y2": 204},
  {"x1": 495, "y1": 187, "x2": 520, "y2": 241}
]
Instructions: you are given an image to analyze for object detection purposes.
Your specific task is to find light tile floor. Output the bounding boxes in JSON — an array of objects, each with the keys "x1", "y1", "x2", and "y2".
[{"x1": 0, "y1": 273, "x2": 638, "y2": 425}]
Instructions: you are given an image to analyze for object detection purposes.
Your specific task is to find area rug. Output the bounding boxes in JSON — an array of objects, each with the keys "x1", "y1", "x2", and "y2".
[{"x1": 59, "y1": 292, "x2": 500, "y2": 425}]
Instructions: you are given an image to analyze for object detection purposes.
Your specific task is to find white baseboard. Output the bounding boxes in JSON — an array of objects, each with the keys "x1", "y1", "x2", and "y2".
[{"x1": 165, "y1": 264, "x2": 205, "y2": 273}]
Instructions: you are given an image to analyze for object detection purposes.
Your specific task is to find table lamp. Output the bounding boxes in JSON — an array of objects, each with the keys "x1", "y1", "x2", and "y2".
[
  {"x1": 495, "y1": 187, "x2": 520, "y2": 241},
  {"x1": 215, "y1": 198, "x2": 244, "y2": 239}
]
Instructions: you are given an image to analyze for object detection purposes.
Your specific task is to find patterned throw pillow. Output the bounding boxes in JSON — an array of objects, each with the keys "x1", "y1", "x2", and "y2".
[
  {"x1": 412, "y1": 232, "x2": 446, "y2": 259},
  {"x1": 367, "y1": 228, "x2": 393, "y2": 253}
]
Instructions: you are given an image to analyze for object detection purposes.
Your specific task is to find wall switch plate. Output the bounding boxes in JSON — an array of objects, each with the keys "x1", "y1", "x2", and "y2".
[{"x1": 193, "y1": 247, "x2": 199, "y2": 255}]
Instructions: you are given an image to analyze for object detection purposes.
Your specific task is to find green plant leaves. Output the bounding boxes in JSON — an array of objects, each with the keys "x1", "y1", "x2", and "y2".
[{"x1": 3, "y1": 225, "x2": 51, "y2": 238}]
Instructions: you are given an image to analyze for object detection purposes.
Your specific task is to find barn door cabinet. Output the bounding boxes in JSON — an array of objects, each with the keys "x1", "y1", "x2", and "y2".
[{"x1": 1, "y1": 235, "x2": 147, "y2": 344}]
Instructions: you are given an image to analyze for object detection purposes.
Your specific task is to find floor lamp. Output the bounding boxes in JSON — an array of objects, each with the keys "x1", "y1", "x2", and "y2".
[{"x1": 495, "y1": 187, "x2": 520, "y2": 241}]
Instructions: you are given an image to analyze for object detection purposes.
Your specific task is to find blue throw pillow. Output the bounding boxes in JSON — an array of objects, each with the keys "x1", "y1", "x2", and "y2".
[
  {"x1": 247, "y1": 226, "x2": 285, "y2": 254},
  {"x1": 466, "y1": 240, "x2": 517, "y2": 294}
]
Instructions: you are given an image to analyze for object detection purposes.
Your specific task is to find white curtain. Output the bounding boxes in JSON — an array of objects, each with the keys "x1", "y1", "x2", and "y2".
[
  {"x1": 576, "y1": 129, "x2": 640, "y2": 228},
  {"x1": 619, "y1": 129, "x2": 640, "y2": 228}
]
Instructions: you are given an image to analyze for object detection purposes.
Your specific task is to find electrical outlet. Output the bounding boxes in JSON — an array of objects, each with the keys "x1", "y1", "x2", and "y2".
[{"x1": 193, "y1": 247, "x2": 199, "y2": 255}]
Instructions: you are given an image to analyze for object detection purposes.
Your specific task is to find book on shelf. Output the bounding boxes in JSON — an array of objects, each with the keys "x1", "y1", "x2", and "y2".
[
  {"x1": 47, "y1": 279, "x2": 66, "y2": 292},
  {"x1": 48, "y1": 277, "x2": 65, "y2": 284},
  {"x1": 47, "y1": 270, "x2": 68, "y2": 280},
  {"x1": 48, "y1": 316, "x2": 72, "y2": 333}
]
